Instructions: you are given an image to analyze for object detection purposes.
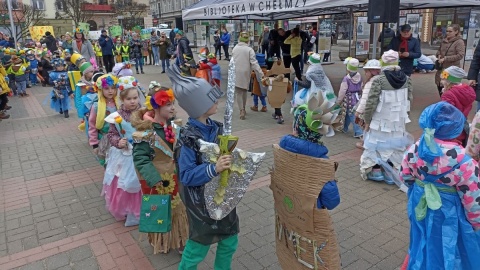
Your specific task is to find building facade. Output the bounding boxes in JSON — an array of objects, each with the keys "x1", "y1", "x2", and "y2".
[{"x1": 150, "y1": 0, "x2": 199, "y2": 28}]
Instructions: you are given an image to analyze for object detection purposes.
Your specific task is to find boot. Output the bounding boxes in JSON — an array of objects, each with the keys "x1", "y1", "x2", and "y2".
[
  {"x1": 59, "y1": 109, "x2": 63, "y2": 114},
  {"x1": 240, "y1": 109, "x2": 246, "y2": 120},
  {"x1": 261, "y1": 106, "x2": 267, "y2": 112},
  {"x1": 0, "y1": 112, "x2": 10, "y2": 119},
  {"x1": 64, "y1": 110, "x2": 69, "y2": 118},
  {"x1": 250, "y1": 105, "x2": 258, "y2": 112}
]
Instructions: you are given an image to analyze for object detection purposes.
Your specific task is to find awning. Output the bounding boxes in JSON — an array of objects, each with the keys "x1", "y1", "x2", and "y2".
[{"x1": 182, "y1": 0, "x2": 480, "y2": 20}]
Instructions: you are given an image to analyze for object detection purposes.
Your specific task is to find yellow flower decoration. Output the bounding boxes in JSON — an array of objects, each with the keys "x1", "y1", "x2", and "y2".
[
  {"x1": 114, "y1": 116, "x2": 123, "y2": 124},
  {"x1": 155, "y1": 173, "x2": 175, "y2": 195},
  {"x1": 441, "y1": 70, "x2": 449, "y2": 80},
  {"x1": 145, "y1": 96, "x2": 153, "y2": 110},
  {"x1": 171, "y1": 194, "x2": 181, "y2": 209}
]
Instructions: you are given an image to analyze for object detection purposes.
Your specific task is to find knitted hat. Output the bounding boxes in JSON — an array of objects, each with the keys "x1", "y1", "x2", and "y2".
[
  {"x1": 363, "y1": 59, "x2": 381, "y2": 69},
  {"x1": 116, "y1": 76, "x2": 138, "y2": 91},
  {"x1": 239, "y1": 32, "x2": 249, "y2": 43},
  {"x1": 381, "y1": 50, "x2": 399, "y2": 66},
  {"x1": 307, "y1": 53, "x2": 321, "y2": 65},
  {"x1": 166, "y1": 64, "x2": 224, "y2": 118},
  {"x1": 441, "y1": 66, "x2": 466, "y2": 83},
  {"x1": 198, "y1": 48, "x2": 208, "y2": 60},
  {"x1": 176, "y1": 30, "x2": 184, "y2": 36},
  {"x1": 344, "y1": 57, "x2": 359, "y2": 72},
  {"x1": 112, "y1": 62, "x2": 133, "y2": 78},
  {"x1": 79, "y1": 62, "x2": 94, "y2": 74}
]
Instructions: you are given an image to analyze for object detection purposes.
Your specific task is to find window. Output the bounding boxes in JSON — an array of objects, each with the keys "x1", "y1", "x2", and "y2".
[
  {"x1": 32, "y1": 0, "x2": 45, "y2": 10},
  {"x1": 11, "y1": 0, "x2": 19, "y2": 10},
  {"x1": 55, "y1": 0, "x2": 65, "y2": 11}
]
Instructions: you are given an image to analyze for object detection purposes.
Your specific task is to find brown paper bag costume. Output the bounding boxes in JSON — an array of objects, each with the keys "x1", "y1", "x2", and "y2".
[
  {"x1": 266, "y1": 61, "x2": 291, "y2": 108},
  {"x1": 271, "y1": 144, "x2": 341, "y2": 270}
]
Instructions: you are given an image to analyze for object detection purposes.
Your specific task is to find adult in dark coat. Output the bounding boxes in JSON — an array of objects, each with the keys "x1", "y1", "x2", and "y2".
[
  {"x1": 98, "y1": 30, "x2": 115, "y2": 72},
  {"x1": 175, "y1": 30, "x2": 193, "y2": 67},
  {"x1": 387, "y1": 24, "x2": 421, "y2": 76},
  {"x1": 467, "y1": 40, "x2": 480, "y2": 112},
  {"x1": 42, "y1": 32, "x2": 58, "y2": 53}
]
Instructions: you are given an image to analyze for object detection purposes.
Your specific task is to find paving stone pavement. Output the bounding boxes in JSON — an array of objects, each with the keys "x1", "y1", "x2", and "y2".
[{"x1": 0, "y1": 53, "x2": 456, "y2": 270}]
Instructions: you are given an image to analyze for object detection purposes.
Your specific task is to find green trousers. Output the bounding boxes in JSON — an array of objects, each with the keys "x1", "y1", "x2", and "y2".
[{"x1": 178, "y1": 234, "x2": 238, "y2": 270}]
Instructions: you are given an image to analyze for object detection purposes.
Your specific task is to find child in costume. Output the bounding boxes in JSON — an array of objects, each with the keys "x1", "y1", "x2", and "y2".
[
  {"x1": 26, "y1": 50, "x2": 39, "y2": 86},
  {"x1": 132, "y1": 81, "x2": 188, "y2": 254},
  {"x1": 439, "y1": 66, "x2": 475, "y2": 147},
  {"x1": 400, "y1": 102, "x2": 480, "y2": 269},
  {"x1": 112, "y1": 62, "x2": 133, "y2": 78},
  {"x1": 337, "y1": 57, "x2": 363, "y2": 138},
  {"x1": 48, "y1": 58, "x2": 73, "y2": 118},
  {"x1": 102, "y1": 76, "x2": 143, "y2": 226},
  {"x1": 207, "y1": 53, "x2": 221, "y2": 87},
  {"x1": 250, "y1": 65, "x2": 268, "y2": 112},
  {"x1": 272, "y1": 103, "x2": 341, "y2": 270},
  {"x1": 167, "y1": 65, "x2": 238, "y2": 269},
  {"x1": 121, "y1": 40, "x2": 130, "y2": 62},
  {"x1": 74, "y1": 61, "x2": 96, "y2": 119},
  {"x1": 39, "y1": 51, "x2": 53, "y2": 87},
  {"x1": 195, "y1": 48, "x2": 212, "y2": 84},
  {"x1": 355, "y1": 59, "x2": 382, "y2": 149},
  {"x1": 7, "y1": 56, "x2": 29, "y2": 97},
  {"x1": 360, "y1": 50, "x2": 412, "y2": 184},
  {"x1": 0, "y1": 62, "x2": 11, "y2": 120},
  {"x1": 88, "y1": 74, "x2": 119, "y2": 166}
]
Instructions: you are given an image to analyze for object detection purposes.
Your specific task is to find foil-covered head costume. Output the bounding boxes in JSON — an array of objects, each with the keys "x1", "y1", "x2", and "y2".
[
  {"x1": 116, "y1": 75, "x2": 146, "y2": 106},
  {"x1": 166, "y1": 64, "x2": 223, "y2": 118}
]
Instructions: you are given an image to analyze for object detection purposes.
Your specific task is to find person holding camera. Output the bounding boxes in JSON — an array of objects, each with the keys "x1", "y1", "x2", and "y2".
[
  {"x1": 387, "y1": 24, "x2": 421, "y2": 76},
  {"x1": 129, "y1": 33, "x2": 144, "y2": 74}
]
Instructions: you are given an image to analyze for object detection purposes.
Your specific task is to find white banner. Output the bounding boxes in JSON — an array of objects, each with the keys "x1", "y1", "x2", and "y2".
[{"x1": 183, "y1": 0, "x2": 480, "y2": 20}]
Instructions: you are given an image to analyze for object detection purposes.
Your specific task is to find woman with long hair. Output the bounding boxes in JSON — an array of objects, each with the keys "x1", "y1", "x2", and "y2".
[{"x1": 72, "y1": 28, "x2": 95, "y2": 62}]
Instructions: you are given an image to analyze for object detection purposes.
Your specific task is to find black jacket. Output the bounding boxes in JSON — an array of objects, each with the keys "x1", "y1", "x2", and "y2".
[
  {"x1": 278, "y1": 31, "x2": 292, "y2": 56},
  {"x1": 169, "y1": 30, "x2": 176, "y2": 44},
  {"x1": 177, "y1": 37, "x2": 193, "y2": 65},
  {"x1": 387, "y1": 35, "x2": 421, "y2": 76},
  {"x1": 129, "y1": 39, "x2": 143, "y2": 58},
  {"x1": 42, "y1": 35, "x2": 58, "y2": 53},
  {"x1": 468, "y1": 40, "x2": 480, "y2": 101}
]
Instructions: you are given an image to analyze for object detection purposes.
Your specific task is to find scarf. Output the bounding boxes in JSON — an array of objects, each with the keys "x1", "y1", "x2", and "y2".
[
  {"x1": 76, "y1": 39, "x2": 83, "y2": 51},
  {"x1": 399, "y1": 36, "x2": 409, "y2": 58}
]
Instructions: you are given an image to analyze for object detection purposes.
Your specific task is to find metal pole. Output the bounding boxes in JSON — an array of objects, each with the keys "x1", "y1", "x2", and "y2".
[
  {"x1": 348, "y1": 7, "x2": 353, "y2": 56},
  {"x1": 372, "y1": 23, "x2": 377, "y2": 59},
  {"x1": 6, "y1": 0, "x2": 17, "y2": 47}
]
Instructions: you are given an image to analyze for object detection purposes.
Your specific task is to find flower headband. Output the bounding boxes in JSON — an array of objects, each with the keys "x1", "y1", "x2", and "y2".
[
  {"x1": 116, "y1": 76, "x2": 138, "y2": 91},
  {"x1": 94, "y1": 74, "x2": 118, "y2": 92},
  {"x1": 145, "y1": 88, "x2": 175, "y2": 110}
]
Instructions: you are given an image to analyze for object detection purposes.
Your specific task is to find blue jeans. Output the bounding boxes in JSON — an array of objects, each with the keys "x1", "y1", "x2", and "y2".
[
  {"x1": 253, "y1": 94, "x2": 266, "y2": 106},
  {"x1": 161, "y1": 58, "x2": 170, "y2": 72},
  {"x1": 343, "y1": 111, "x2": 363, "y2": 137},
  {"x1": 152, "y1": 46, "x2": 160, "y2": 65},
  {"x1": 134, "y1": 57, "x2": 144, "y2": 72},
  {"x1": 416, "y1": 62, "x2": 434, "y2": 71},
  {"x1": 29, "y1": 73, "x2": 37, "y2": 85},
  {"x1": 16, "y1": 80, "x2": 27, "y2": 94}
]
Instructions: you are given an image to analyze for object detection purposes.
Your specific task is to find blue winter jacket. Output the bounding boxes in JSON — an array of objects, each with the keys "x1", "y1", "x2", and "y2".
[
  {"x1": 220, "y1": 32, "x2": 231, "y2": 46},
  {"x1": 279, "y1": 135, "x2": 340, "y2": 210},
  {"x1": 177, "y1": 117, "x2": 219, "y2": 187},
  {"x1": 98, "y1": 35, "x2": 114, "y2": 56},
  {"x1": 387, "y1": 35, "x2": 422, "y2": 76}
]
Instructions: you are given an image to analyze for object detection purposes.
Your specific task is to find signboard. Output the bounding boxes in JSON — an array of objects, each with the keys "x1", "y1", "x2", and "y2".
[
  {"x1": 29, "y1": 26, "x2": 54, "y2": 41},
  {"x1": 88, "y1": 30, "x2": 102, "y2": 40},
  {"x1": 109, "y1": 25, "x2": 123, "y2": 37},
  {"x1": 141, "y1": 28, "x2": 152, "y2": 40},
  {"x1": 466, "y1": 11, "x2": 480, "y2": 60},
  {"x1": 195, "y1": 25, "x2": 207, "y2": 47},
  {"x1": 318, "y1": 18, "x2": 333, "y2": 54},
  {"x1": 355, "y1": 17, "x2": 370, "y2": 55}
]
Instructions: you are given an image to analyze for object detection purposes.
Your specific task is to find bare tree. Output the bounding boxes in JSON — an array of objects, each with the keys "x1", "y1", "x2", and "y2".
[
  {"x1": 55, "y1": 0, "x2": 94, "y2": 27},
  {"x1": 0, "y1": 1, "x2": 46, "y2": 40},
  {"x1": 112, "y1": 0, "x2": 147, "y2": 30}
]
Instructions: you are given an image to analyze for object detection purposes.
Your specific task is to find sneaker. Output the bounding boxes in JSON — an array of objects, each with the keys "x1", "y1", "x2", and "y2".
[
  {"x1": 420, "y1": 69, "x2": 427, "y2": 74},
  {"x1": 272, "y1": 113, "x2": 278, "y2": 119},
  {"x1": 383, "y1": 172, "x2": 395, "y2": 185},
  {"x1": 23, "y1": 93, "x2": 29, "y2": 97},
  {"x1": 354, "y1": 133, "x2": 363, "y2": 139},
  {"x1": 161, "y1": 71, "x2": 165, "y2": 74},
  {"x1": 59, "y1": 109, "x2": 63, "y2": 114},
  {"x1": 5, "y1": 105, "x2": 12, "y2": 110},
  {"x1": 277, "y1": 116, "x2": 284, "y2": 124},
  {"x1": 136, "y1": 71, "x2": 139, "y2": 74},
  {"x1": 141, "y1": 71, "x2": 145, "y2": 74},
  {"x1": 367, "y1": 168, "x2": 385, "y2": 182}
]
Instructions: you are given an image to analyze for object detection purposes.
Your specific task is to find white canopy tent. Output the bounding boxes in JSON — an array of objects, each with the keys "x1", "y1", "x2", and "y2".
[{"x1": 182, "y1": 0, "x2": 480, "y2": 20}]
